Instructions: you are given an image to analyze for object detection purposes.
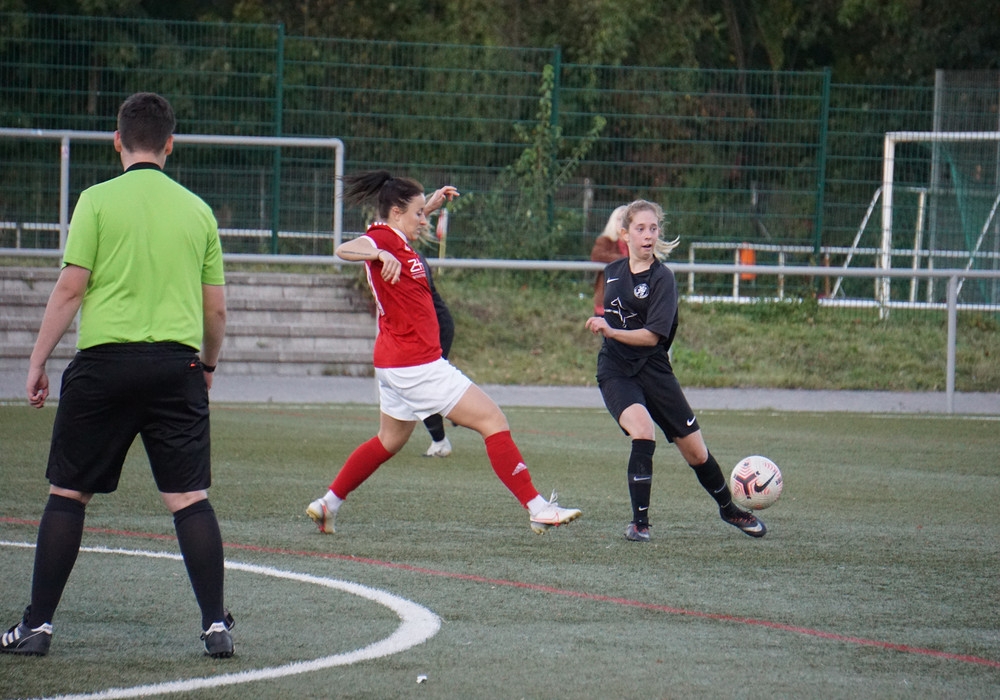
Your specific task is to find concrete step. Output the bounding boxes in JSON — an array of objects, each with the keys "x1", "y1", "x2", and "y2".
[
  {"x1": 1, "y1": 329, "x2": 75, "y2": 346},
  {"x1": 2, "y1": 304, "x2": 370, "y2": 325},
  {"x1": 0, "y1": 344, "x2": 75, "y2": 373},
  {"x1": 223, "y1": 333, "x2": 374, "y2": 354},
  {"x1": 224, "y1": 270, "x2": 363, "y2": 301},
  {"x1": 2, "y1": 290, "x2": 57, "y2": 311},
  {"x1": 0, "y1": 347, "x2": 373, "y2": 377},
  {"x1": 212, "y1": 346, "x2": 373, "y2": 375},
  {"x1": 0, "y1": 266, "x2": 378, "y2": 377},
  {"x1": 226, "y1": 320, "x2": 375, "y2": 337},
  {"x1": 0, "y1": 334, "x2": 377, "y2": 356},
  {"x1": 1, "y1": 321, "x2": 374, "y2": 345},
  {"x1": 0, "y1": 267, "x2": 59, "y2": 294}
]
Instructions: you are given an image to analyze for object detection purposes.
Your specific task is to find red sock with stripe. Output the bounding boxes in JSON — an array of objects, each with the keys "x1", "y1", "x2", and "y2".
[
  {"x1": 330, "y1": 436, "x2": 394, "y2": 499},
  {"x1": 484, "y1": 430, "x2": 538, "y2": 506}
]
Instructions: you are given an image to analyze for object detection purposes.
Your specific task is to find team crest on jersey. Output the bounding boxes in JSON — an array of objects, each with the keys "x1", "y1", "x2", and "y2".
[{"x1": 633, "y1": 283, "x2": 650, "y2": 299}]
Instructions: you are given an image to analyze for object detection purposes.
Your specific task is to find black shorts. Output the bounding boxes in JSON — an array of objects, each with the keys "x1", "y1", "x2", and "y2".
[
  {"x1": 46, "y1": 343, "x2": 212, "y2": 494},
  {"x1": 597, "y1": 354, "x2": 699, "y2": 442},
  {"x1": 438, "y1": 309, "x2": 455, "y2": 359}
]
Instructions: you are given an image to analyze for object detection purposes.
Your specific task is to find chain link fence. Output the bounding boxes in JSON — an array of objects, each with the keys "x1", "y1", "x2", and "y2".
[{"x1": 1, "y1": 12, "x2": 998, "y2": 308}]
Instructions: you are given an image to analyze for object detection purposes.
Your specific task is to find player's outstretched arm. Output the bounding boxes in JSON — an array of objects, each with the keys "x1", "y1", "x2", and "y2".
[{"x1": 424, "y1": 185, "x2": 459, "y2": 215}]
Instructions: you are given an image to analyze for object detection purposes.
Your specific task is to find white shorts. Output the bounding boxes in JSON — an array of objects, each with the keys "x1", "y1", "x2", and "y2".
[{"x1": 375, "y1": 358, "x2": 473, "y2": 422}]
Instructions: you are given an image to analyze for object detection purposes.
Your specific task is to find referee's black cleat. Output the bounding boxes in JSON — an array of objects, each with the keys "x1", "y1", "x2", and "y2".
[
  {"x1": 720, "y1": 505, "x2": 767, "y2": 538},
  {"x1": 1, "y1": 609, "x2": 52, "y2": 656},
  {"x1": 201, "y1": 609, "x2": 235, "y2": 658}
]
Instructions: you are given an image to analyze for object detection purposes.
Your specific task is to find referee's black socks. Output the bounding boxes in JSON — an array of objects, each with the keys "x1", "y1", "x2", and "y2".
[
  {"x1": 27, "y1": 494, "x2": 87, "y2": 627},
  {"x1": 173, "y1": 499, "x2": 226, "y2": 630}
]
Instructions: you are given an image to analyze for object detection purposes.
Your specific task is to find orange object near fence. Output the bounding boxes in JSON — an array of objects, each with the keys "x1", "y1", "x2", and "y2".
[{"x1": 739, "y1": 244, "x2": 757, "y2": 281}]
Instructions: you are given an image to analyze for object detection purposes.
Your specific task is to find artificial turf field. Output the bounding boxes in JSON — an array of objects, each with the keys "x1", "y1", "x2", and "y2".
[{"x1": 1, "y1": 402, "x2": 998, "y2": 699}]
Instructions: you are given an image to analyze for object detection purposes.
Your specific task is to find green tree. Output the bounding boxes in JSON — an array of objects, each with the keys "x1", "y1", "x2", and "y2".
[
  {"x1": 451, "y1": 64, "x2": 606, "y2": 259},
  {"x1": 833, "y1": 0, "x2": 1000, "y2": 82}
]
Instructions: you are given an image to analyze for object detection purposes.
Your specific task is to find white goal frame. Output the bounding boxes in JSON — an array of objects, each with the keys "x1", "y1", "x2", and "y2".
[
  {"x1": 0, "y1": 128, "x2": 345, "y2": 252},
  {"x1": 880, "y1": 130, "x2": 1000, "y2": 312}
]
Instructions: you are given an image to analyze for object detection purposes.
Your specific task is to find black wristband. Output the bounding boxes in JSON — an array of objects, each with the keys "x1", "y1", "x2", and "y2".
[{"x1": 202, "y1": 363, "x2": 216, "y2": 373}]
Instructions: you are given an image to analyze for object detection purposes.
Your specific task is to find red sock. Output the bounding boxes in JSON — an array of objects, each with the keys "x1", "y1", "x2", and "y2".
[
  {"x1": 484, "y1": 430, "x2": 538, "y2": 507},
  {"x1": 330, "y1": 436, "x2": 394, "y2": 499}
]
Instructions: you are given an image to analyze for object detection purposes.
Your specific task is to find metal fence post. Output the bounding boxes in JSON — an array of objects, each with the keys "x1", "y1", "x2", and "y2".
[
  {"x1": 271, "y1": 24, "x2": 286, "y2": 255},
  {"x1": 879, "y1": 133, "x2": 896, "y2": 319},
  {"x1": 547, "y1": 45, "x2": 561, "y2": 231},
  {"x1": 59, "y1": 135, "x2": 70, "y2": 250},
  {"x1": 813, "y1": 67, "x2": 831, "y2": 257},
  {"x1": 946, "y1": 275, "x2": 958, "y2": 414}
]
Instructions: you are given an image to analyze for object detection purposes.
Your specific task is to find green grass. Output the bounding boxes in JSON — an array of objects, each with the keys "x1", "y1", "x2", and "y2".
[
  {"x1": 2, "y1": 403, "x2": 999, "y2": 699},
  {"x1": 435, "y1": 271, "x2": 1000, "y2": 392}
]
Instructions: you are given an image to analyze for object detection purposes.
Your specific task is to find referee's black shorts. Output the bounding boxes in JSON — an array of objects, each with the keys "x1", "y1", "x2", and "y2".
[
  {"x1": 46, "y1": 342, "x2": 212, "y2": 494},
  {"x1": 597, "y1": 353, "x2": 699, "y2": 442}
]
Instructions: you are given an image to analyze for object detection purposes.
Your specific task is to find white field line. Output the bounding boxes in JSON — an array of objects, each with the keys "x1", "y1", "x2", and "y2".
[{"x1": 0, "y1": 541, "x2": 441, "y2": 699}]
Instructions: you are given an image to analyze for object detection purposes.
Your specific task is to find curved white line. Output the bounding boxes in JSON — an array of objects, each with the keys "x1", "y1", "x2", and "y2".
[{"x1": 0, "y1": 541, "x2": 441, "y2": 699}]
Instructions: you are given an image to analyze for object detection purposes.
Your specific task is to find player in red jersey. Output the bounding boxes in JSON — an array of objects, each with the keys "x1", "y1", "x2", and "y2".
[{"x1": 307, "y1": 170, "x2": 581, "y2": 535}]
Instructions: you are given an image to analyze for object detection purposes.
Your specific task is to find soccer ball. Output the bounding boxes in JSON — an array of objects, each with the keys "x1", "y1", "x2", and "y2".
[{"x1": 730, "y1": 456, "x2": 783, "y2": 510}]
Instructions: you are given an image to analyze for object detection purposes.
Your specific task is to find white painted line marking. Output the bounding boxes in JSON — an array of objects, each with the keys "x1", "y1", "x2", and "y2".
[{"x1": 1, "y1": 541, "x2": 441, "y2": 699}]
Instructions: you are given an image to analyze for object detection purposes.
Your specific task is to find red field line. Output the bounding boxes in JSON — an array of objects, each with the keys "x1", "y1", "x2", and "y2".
[{"x1": 3, "y1": 516, "x2": 998, "y2": 670}]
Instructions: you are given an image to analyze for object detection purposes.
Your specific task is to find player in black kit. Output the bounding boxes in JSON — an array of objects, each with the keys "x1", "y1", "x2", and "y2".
[{"x1": 585, "y1": 199, "x2": 765, "y2": 542}]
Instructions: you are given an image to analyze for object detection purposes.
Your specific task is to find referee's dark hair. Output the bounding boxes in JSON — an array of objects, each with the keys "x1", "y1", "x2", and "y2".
[{"x1": 117, "y1": 92, "x2": 176, "y2": 153}]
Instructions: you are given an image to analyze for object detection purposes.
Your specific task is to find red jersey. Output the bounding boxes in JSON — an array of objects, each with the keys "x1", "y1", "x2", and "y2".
[{"x1": 361, "y1": 223, "x2": 442, "y2": 368}]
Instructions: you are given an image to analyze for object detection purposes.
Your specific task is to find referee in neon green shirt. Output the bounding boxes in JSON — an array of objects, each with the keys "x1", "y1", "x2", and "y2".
[{"x1": 1, "y1": 93, "x2": 233, "y2": 659}]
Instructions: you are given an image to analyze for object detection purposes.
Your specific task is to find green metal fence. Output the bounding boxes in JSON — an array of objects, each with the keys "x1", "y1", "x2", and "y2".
[
  {"x1": 560, "y1": 66, "x2": 829, "y2": 259},
  {"x1": 1, "y1": 12, "x2": 997, "y2": 305}
]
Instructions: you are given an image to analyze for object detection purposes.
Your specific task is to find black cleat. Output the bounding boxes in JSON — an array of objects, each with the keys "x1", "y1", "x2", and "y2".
[
  {"x1": 201, "y1": 609, "x2": 235, "y2": 658},
  {"x1": 720, "y1": 505, "x2": 767, "y2": 538},
  {"x1": 624, "y1": 522, "x2": 651, "y2": 542},
  {"x1": 1, "y1": 609, "x2": 52, "y2": 656}
]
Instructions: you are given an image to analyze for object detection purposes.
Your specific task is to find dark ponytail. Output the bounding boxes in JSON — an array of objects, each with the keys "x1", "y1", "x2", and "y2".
[{"x1": 343, "y1": 170, "x2": 424, "y2": 220}]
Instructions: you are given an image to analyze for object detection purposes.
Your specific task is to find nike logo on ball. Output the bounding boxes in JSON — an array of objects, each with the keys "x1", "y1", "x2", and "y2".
[{"x1": 754, "y1": 474, "x2": 776, "y2": 492}]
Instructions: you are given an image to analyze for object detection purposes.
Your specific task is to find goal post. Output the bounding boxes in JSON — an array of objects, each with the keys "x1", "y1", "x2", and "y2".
[
  {"x1": 880, "y1": 130, "x2": 1000, "y2": 313},
  {"x1": 0, "y1": 128, "x2": 345, "y2": 254}
]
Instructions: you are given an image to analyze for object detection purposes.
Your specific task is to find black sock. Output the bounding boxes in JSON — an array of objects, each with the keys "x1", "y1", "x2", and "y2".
[
  {"x1": 690, "y1": 452, "x2": 734, "y2": 510},
  {"x1": 627, "y1": 439, "x2": 655, "y2": 526},
  {"x1": 27, "y1": 494, "x2": 86, "y2": 627},
  {"x1": 423, "y1": 413, "x2": 446, "y2": 442},
  {"x1": 173, "y1": 500, "x2": 226, "y2": 630}
]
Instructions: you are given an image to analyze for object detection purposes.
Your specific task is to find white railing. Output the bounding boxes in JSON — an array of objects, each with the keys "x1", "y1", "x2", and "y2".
[
  {"x1": 0, "y1": 128, "x2": 345, "y2": 252},
  {"x1": 2, "y1": 250, "x2": 996, "y2": 413},
  {"x1": 686, "y1": 240, "x2": 1000, "y2": 306}
]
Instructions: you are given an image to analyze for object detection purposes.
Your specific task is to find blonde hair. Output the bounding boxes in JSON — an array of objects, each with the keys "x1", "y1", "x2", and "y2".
[
  {"x1": 621, "y1": 199, "x2": 680, "y2": 259},
  {"x1": 598, "y1": 205, "x2": 628, "y2": 241}
]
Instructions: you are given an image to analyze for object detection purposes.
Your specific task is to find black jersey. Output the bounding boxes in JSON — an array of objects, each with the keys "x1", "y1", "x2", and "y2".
[
  {"x1": 418, "y1": 252, "x2": 455, "y2": 358},
  {"x1": 598, "y1": 257, "x2": 678, "y2": 373}
]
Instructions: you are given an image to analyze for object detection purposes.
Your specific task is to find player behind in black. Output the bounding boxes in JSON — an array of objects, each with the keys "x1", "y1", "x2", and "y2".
[
  {"x1": 416, "y1": 185, "x2": 459, "y2": 457},
  {"x1": 585, "y1": 199, "x2": 765, "y2": 542}
]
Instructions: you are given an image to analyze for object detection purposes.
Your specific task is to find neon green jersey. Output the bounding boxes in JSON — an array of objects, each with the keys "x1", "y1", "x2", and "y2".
[{"x1": 63, "y1": 164, "x2": 224, "y2": 350}]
